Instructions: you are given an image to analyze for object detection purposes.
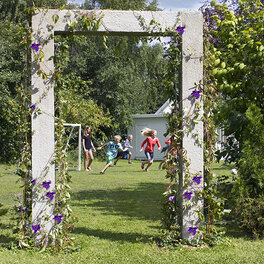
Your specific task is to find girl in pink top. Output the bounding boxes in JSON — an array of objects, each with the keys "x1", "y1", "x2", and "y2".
[{"x1": 140, "y1": 128, "x2": 161, "y2": 172}]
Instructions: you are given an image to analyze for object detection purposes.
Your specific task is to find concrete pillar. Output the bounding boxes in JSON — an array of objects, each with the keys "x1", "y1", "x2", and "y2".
[
  {"x1": 180, "y1": 11, "x2": 203, "y2": 240},
  {"x1": 31, "y1": 11, "x2": 55, "y2": 242}
]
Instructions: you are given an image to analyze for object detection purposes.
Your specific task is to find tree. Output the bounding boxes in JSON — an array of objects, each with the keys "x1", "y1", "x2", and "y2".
[
  {"x1": 0, "y1": 0, "x2": 106, "y2": 162},
  {"x1": 0, "y1": 0, "x2": 68, "y2": 22},
  {"x1": 0, "y1": 0, "x2": 168, "y2": 162},
  {"x1": 60, "y1": 0, "x2": 168, "y2": 137},
  {"x1": 202, "y1": 0, "x2": 264, "y2": 162},
  {"x1": 0, "y1": 20, "x2": 27, "y2": 162},
  {"x1": 82, "y1": 0, "x2": 161, "y2": 10},
  {"x1": 202, "y1": 0, "x2": 264, "y2": 237},
  {"x1": 62, "y1": 34, "x2": 169, "y2": 136}
]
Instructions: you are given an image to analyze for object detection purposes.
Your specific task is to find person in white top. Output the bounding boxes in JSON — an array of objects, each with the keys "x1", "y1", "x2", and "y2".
[{"x1": 114, "y1": 135, "x2": 133, "y2": 166}]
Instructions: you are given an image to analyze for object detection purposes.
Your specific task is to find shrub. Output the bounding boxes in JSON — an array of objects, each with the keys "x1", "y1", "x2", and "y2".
[
  {"x1": 234, "y1": 104, "x2": 264, "y2": 237},
  {"x1": 235, "y1": 196, "x2": 264, "y2": 238}
]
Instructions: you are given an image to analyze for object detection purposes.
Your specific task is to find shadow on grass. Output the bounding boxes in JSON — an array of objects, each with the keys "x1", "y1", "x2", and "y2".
[
  {"x1": 73, "y1": 227, "x2": 153, "y2": 244},
  {"x1": 71, "y1": 182, "x2": 164, "y2": 222},
  {"x1": 0, "y1": 223, "x2": 15, "y2": 247},
  {"x1": 223, "y1": 222, "x2": 254, "y2": 240},
  {"x1": 0, "y1": 235, "x2": 15, "y2": 248},
  {"x1": 212, "y1": 162, "x2": 234, "y2": 170},
  {"x1": 109, "y1": 170, "x2": 147, "y2": 173}
]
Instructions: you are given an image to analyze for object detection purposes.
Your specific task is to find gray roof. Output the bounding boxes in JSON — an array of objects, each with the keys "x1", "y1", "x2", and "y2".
[{"x1": 132, "y1": 99, "x2": 172, "y2": 118}]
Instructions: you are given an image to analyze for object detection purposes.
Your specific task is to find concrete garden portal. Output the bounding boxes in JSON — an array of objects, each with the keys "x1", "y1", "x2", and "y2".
[{"x1": 31, "y1": 9, "x2": 203, "y2": 241}]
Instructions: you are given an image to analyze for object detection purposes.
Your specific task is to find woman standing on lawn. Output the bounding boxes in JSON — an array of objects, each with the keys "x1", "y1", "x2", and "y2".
[
  {"x1": 82, "y1": 126, "x2": 96, "y2": 171},
  {"x1": 140, "y1": 128, "x2": 161, "y2": 172}
]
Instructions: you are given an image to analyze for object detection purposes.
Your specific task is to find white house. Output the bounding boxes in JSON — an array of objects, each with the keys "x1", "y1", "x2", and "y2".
[
  {"x1": 128, "y1": 99, "x2": 226, "y2": 160},
  {"x1": 128, "y1": 99, "x2": 173, "y2": 160}
]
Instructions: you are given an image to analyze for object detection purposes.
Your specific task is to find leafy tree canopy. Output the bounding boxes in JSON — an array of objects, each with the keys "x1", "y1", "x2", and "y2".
[
  {"x1": 82, "y1": 0, "x2": 161, "y2": 10},
  {"x1": 202, "y1": 0, "x2": 264, "y2": 237},
  {"x1": 202, "y1": 0, "x2": 264, "y2": 162}
]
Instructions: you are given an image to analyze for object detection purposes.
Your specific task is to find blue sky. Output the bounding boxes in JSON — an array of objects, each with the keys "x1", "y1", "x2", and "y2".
[
  {"x1": 68, "y1": 0, "x2": 205, "y2": 10},
  {"x1": 158, "y1": 0, "x2": 205, "y2": 10}
]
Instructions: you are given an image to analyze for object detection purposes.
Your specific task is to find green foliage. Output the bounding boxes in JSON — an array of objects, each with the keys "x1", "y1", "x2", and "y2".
[
  {"x1": 0, "y1": 0, "x2": 68, "y2": 23},
  {"x1": 0, "y1": 0, "x2": 28, "y2": 22},
  {"x1": 33, "y1": 0, "x2": 67, "y2": 8},
  {"x1": 0, "y1": 21, "x2": 27, "y2": 162},
  {"x1": 232, "y1": 105, "x2": 264, "y2": 238},
  {"x1": 205, "y1": 0, "x2": 264, "y2": 237},
  {"x1": 235, "y1": 195, "x2": 264, "y2": 238},
  {"x1": 58, "y1": 71, "x2": 112, "y2": 140},
  {"x1": 0, "y1": 0, "x2": 72, "y2": 163},
  {"x1": 82, "y1": 0, "x2": 161, "y2": 10},
  {"x1": 238, "y1": 105, "x2": 264, "y2": 195},
  {"x1": 208, "y1": 0, "x2": 264, "y2": 155},
  {"x1": 0, "y1": 203, "x2": 8, "y2": 217},
  {"x1": 0, "y1": 0, "x2": 167, "y2": 162},
  {"x1": 63, "y1": 34, "x2": 169, "y2": 136}
]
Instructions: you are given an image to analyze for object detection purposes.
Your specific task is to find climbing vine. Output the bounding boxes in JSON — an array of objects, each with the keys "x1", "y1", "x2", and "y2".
[
  {"x1": 137, "y1": 16, "x2": 226, "y2": 247},
  {"x1": 14, "y1": 6, "x2": 107, "y2": 250}
]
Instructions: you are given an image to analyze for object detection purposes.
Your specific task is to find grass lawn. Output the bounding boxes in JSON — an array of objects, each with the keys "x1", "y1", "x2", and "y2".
[{"x1": 0, "y1": 160, "x2": 263, "y2": 264}]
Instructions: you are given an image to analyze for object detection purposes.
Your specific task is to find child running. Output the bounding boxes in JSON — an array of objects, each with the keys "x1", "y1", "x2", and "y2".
[
  {"x1": 158, "y1": 134, "x2": 172, "y2": 170},
  {"x1": 82, "y1": 126, "x2": 96, "y2": 171},
  {"x1": 140, "y1": 128, "x2": 161, "y2": 172},
  {"x1": 97, "y1": 135, "x2": 124, "y2": 174},
  {"x1": 114, "y1": 134, "x2": 133, "y2": 166}
]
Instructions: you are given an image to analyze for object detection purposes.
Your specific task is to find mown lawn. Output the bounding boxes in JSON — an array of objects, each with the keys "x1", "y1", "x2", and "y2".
[{"x1": 0, "y1": 160, "x2": 263, "y2": 264}]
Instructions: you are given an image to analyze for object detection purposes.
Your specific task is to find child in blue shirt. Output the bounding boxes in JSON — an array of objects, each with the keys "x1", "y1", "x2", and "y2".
[
  {"x1": 114, "y1": 134, "x2": 133, "y2": 166},
  {"x1": 97, "y1": 135, "x2": 123, "y2": 174}
]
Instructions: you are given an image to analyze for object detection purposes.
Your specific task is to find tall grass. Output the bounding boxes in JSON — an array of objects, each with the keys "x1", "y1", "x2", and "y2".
[{"x1": 0, "y1": 160, "x2": 263, "y2": 264}]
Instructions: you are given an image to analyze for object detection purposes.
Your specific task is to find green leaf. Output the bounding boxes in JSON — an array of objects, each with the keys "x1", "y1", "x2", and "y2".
[{"x1": 52, "y1": 14, "x2": 59, "y2": 24}]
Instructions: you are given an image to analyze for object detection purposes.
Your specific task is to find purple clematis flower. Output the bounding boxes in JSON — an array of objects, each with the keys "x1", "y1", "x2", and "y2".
[
  {"x1": 32, "y1": 224, "x2": 41, "y2": 234},
  {"x1": 46, "y1": 191, "x2": 55, "y2": 200},
  {"x1": 42, "y1": 181, "x2": 51, "y2": 190},
  {"x1": 31, "y1": 43, "x2": 40, "y2": 51},
  {"x1": 17, "y1": 206, "x2": 27, "y2": 212},
  {"x1": 29, "y1": 104, "x2": 36, "y2": 111},
  {"x1": 54, "y1": 214, "x2": 63, "y2": 224},
  {"x1": 31, "y1": 178, "x2": 36, "y2": 185},
  {"x1": 192, "y1": 175, "x2": 202, "y2": 184},
  {"x1": 176, "y1": 25, "x2": 185, "y2": 34},
  {"x1": 184, "y1": 191, "x2": 193, "y2": 200},
  {"x1": 57, "y1": 201, "x2": 62, "y2": 206},
  {"x1": 168, "y1": 195, "x2": 175, "y2": 202},
  {"x1": 188, "y1": 226, "x2": 198, "y2": 235},
  {"x1": 191, "y1": 89, "x2": 202, "y2": 99}
]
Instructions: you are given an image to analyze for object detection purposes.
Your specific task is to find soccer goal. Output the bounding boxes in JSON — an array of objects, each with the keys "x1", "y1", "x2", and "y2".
[{"x1": 63, "y1": 123, "x2": 82, "y2": 171}]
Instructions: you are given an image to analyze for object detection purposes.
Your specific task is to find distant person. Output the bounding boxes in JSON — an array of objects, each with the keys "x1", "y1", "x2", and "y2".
[
  {"x1": 97, "y1": 135, "x2": 123, "y2": 174},
  {"x1": 140, "y1": 128, "x2": 161, "y2": 172},
  {"x1": 114, "y1": 134, "x2": 133, "y2": 166},
  {"x1": 158, "y1": 134, "x2": 173, "y2": 170},
  {"x1": 82, "y1": 126, "x2": 96, "y2": 171}
]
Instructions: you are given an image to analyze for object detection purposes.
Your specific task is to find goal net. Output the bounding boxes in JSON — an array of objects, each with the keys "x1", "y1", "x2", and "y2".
[{"x1": 63, "y1": 123, "x2": 82, "y2": 171}]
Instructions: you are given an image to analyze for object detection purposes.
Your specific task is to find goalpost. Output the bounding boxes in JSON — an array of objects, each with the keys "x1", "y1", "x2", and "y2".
[{"x1": 63, "y1": 123, "x2": 82, "y2": 171}]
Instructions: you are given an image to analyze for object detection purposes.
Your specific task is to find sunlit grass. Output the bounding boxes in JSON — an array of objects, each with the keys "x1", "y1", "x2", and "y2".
[
  {"x1": 0, "y1": 160, "x2": 263, "y2": 264},
  {"x1": 211, "y1": 161, "x2": 235, "y2": 177}
]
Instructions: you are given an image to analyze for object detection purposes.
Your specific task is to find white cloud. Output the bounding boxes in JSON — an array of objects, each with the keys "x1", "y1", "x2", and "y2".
[
  {"x1": 157, "y1": 0, "x2": 204, "y2": 10},
  {"x1": 68, "y1": 0, "x2": 83, "y2": 4}
]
